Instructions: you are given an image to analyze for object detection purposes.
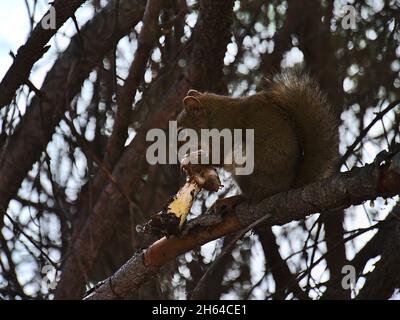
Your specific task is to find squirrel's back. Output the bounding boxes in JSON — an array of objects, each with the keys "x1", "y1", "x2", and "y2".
[
  {"x1": 264, "y1": 69, "x2": 339, "y2": 187},
  {"x1": 176, "y1": 68, "x2": 339, "y2": 199}
]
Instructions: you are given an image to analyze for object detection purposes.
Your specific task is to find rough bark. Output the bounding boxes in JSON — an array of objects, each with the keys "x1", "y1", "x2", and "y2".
[
  {"x1": 85, "y1": 150, "x2": 400, "y2": 299},
  {"x1": 55, "y1": 0, "x2": 235, "y2": 299}
]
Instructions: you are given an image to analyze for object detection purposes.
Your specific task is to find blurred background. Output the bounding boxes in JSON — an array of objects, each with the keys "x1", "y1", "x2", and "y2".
[{"x1": 0, "y1": 0, "x2": 399, "y2": 300}]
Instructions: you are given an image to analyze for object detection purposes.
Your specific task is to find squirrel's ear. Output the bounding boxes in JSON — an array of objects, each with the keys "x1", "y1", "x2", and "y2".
[
  {"x1": 187, "y1": 89, "x2": 202, "y2": 97},
  {"x1": 183, "y1": 96, "x2": 201, "y2": 110},
  {"x1": 183, "y1": 96, "x2": 206, "y2": 120}
]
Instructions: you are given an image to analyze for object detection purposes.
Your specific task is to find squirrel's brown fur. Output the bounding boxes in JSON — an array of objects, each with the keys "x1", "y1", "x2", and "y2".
[{"x1": 177, "y1": 68, "x2": 339, "y2": 200}]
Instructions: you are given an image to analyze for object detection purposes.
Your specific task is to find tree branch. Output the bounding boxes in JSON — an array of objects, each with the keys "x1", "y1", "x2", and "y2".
[
  {"x1": 84, "y1": 148, "x2": 400, "y2": 299},
  {"x1": 0, "y1": 0, "x2": 88, "y2": 109},
  {"x1": 54, "y1": 0, "x2": 235, "y2": 299},
  {"x1": 297, "y1": 0, "x2": 346, "y2": 298},
  {"x1": 257, "y1": 226, "x2": 310, "y2": 300},
  {"x1": 0, "y1": 0, "x2": 146, "y2": 230},
  {"x1": 103, "y1": 0, "x2": 163, "y2": 170},
  {"x1": 356, "y1": 205, "x2": 400, "y2": 299}
]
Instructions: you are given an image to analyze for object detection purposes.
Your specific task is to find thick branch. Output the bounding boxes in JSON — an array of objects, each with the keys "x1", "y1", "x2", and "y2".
[
  {"x1": 261, "y1": 0, "x2": 303, "y2": 73},
  {"x1": 0, "y1": 0, "x2": 145, "y2": 229},
  {"x1": 103, "y1": 0, "x2": 163, "y2": 170},
  {"x1": 297, "y1": 0, "x2": 346, "y2": 298},
  {"x1": 85, "y1": 150, "x2": 400, "y2": 299},
  {"x1": 0, "y1": 0, "x2": 87, "y2": 109},
  {"x1": 257, "y1": 227, "x2": 310, "y2": 300},
  {"x1": 320, "y1": 205, "x2": 400, "y2": 297},
  {"x1": 55, "y1": 0, "x2": 235, "y2": 299},
  {"x1": 356, "y1": 205, "x2": 400, "y2": 299}
]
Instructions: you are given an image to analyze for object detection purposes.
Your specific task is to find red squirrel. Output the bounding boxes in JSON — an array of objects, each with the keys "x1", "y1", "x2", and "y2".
[{"x1": 177, "y1": 69, "x2": 338, "y2": 200}]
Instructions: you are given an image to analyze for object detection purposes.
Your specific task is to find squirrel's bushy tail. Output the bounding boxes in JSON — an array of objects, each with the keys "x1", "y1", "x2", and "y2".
[{"x1": 266, "y1": 68, "x2": 339, "y2": 186}]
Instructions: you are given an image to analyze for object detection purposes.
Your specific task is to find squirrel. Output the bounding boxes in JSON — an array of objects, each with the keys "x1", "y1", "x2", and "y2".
[{"x1": 176, "y1": 68, "x2": 339, "y2": 200}]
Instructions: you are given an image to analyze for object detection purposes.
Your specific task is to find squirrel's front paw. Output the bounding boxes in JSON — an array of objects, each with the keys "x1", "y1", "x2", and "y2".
[{"x1": 212, "y1": 195, "x2": 243, "y2": 216}]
